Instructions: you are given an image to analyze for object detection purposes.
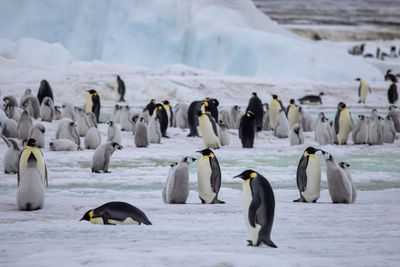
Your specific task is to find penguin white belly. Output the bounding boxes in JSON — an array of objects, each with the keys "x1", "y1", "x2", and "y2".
[
  {"x1": 243, "y1": 180, "x2": 261, "y2": 244},
  {"x1": 301, "y1": 157, "x2": 321, "y2": 202},
  {"x1": 197, "y1": 158, "x2": 216, "y2": 203},
  {"x1": 199, "y1": 117, "x2": 220, "y2": 148},
  {"x1": 85, "y1": 95, "x2": 93, "y2": 114},
  {"x1": 360, "y1": 85, "x2": 368, "y2": 102},
  {"x1": 269, "y1": 102, "x2": 280, "y2": 129},
  {"x1": 288, "y1": 109, "x2": 300, "y2": 128},
  {"x1": 109, "y1": 217, "x2": 139, "y2": 225},
  {"x1": 337, "y1": 110, "x2": 351, "y2": 144}
]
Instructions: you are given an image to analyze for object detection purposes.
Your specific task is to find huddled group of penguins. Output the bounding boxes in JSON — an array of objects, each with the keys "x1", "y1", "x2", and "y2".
[
  {"x1": 349, "y1": 43, "x2": 400, "y2": 61},
  {"x1": 0, "y1": 73, "x2": 399, "y2": 248}
]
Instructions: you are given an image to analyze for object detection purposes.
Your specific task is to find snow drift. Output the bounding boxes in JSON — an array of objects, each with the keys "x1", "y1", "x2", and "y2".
[{"x1": 0, "y1": 0, "x2": 381, "y2": 81}]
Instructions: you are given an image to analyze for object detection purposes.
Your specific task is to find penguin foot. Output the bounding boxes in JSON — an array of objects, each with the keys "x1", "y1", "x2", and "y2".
[
  {"x1": 213, "y1": 199, "x2": 225, "y2": 204},
  {"x1": 104, "y1": 170, "x2": 111, "y2": 173},
  {"x1": 293, "y1": 198, "x2": 304, "y2": 202},
  {"x1": 162, "y1": 135, "x2": 170, "y2": 138},
  {"x1": 247, "y1": 240, "x2": 254, "y2": 246},
  {"x1": 93, "y1": 170, "x2": 102, "y2": 173}
]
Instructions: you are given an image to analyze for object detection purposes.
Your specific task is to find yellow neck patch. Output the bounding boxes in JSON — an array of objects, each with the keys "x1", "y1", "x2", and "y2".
[
  {"x1": 89, "y1": 210, "x2": 93, "y2": 219},
  {"x1": 209, "y1": 152, "x2": 214, "y2": 158},
  {"x1": 250, "y1": 172, "x2": 257, "y2": 179}
]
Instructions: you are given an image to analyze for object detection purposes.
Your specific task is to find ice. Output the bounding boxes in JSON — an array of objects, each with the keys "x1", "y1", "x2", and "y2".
[{"x1": 0, "y1": 0, "x2": 382, "y2": 81}]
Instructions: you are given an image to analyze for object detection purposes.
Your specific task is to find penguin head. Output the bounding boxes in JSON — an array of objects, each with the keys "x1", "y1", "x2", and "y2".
[
  {"x1": 156, "y1": 103, "x2": 164, "y2": 110},
  {"x1": 338, "y1": 102, "x2": 346, "y2": 110},
  {"x1": 304, "y1": 147, "x2": 320, "y2": 156},
  {"x1": 358, "y1": 115, "x2": 365, "y2": 120},
  {"x1": 233, "y1": 105, "x2": 240, "y2": 111},
  {"x1": 355, "y1": 78, "x2": 361, "y2": 81},
  {"x1": 263, "y1": 103, "x2": 269, "y2": 110},
  {"x1": 41, "y1": 80, "x2": 49, "y2": 86},
  {"x1": 106, "y1": 121, "x2": 113, "y2": 126},
  {"x1": 26, "y1": 138, "x2": 37, "y2": 147},
  {"x1": 251, "y1": 92, "x2": 257, "y2": 97},
  {"x1": 111, "y1": 142, "x2": 123, "y2": 150},
  {"x1": 272, "y1": 95, "x2": 279, "y2": 100},
  {"x1": 389, "y1": 105, "x2": 397, "y2": 111},
  {"x1": 289, "y1": 99, "x2": 295, "y2": 105},
  {"x1": 319, "y1": 92, "x2": 325, "y2": 97},
  {"x1": 182, "y1": 156, "x2": 197, "y2": 164},
  {"x1": 196, "y1": 148, "x2": 214, "y2": 157},
  {"x1": 339, "y1": 162, "x2": 350, "y2": 169},
  {"x1": 169, "y1": 162, "x2": 178, "y2": 168},
  {"x1": 80, "y1": 210, "x2": 93, "y2": 221},
  {"x1": 234, "y1": 170, "x2": 257, "y2": 180},
  {"x1": 321, "y1": 150, "x2": 333, "y2": 161},
  {"x1": 163, "y1": 100, "x2": 170, "y2": 106}
]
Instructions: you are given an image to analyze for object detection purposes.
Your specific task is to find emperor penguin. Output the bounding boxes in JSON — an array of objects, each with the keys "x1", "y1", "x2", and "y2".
[
  {"x1": 37, "y1": 79, "x2": 53, "y2": 105},
  {"x1": 162, "y1": 162, "x2": 179, "y2": 203},
  {"x1": 84, "y1": 127, "x2": 101, "y2": 149},
  {"x1": 134, "y1": 117, "x2": 149, "y2": 148},
  {"x1": 314, "y1": 114, "x2": 332, "y2": 145},
  {"x1": 298, "y1": 92, "x2": 324, "y2": 105},
  {"x1": 17, "y1": 153, "x2": 45, "y2": 211},
  {"x1": 80, "y1": 202, "x2": 152, "y2": 225},
  {"x1": 174, "y1": 103, "x2": 189, "y2": 129},
  {"x1": 388, "y1": 105, "x2": 400, "y2": 132},
  {"x1": 218, "y1": 120, "x2": 230, "y2": 146},
  {"x1": 29, "y1": 123, "x2": 45, "y2": 148},
  {"x1": 145, "y1": 99, "x2": 157, "y2": 116},
  {"x1": 383, "y1": 115, "x2": 396, "y2": 143},
  {"x1": 370, "y1": 108, "x2": 379, "y2": 121},
  {"x1": 76, "y1": 108, "x2": 90, "y2": 137},
  {"x1": 239, "y1": 111, "x2": 256, "y2": 148},
  {"x1": 56, "y1": 119, "x2": 80, "y2": 146},
  {"x1": 352, "y1": 115, "x2": 369, "y2": 144},
  {"x1": 111, "y1": 104, "x2": 121, "y2": 124},
  {"x1": 1, "y1": 119, "x2": 18, "y2": 138},
  {"x1": 115, "y1": 75, "x2": 126, "y2": 102},
  {"x1": 49, "y1": 139, "x2": 80, "y2": 151},
  {"x1": 197, "y1": 148, "x2": 225, "y2": 204},
  {"x1": 21, "y1": 95, "x2": 40, "y2": 119},
  {"x1": 17, "y1": 111, "x2": 33, "y2": 140},
  {"x1": 388, "y1": 79, "x2": 398, "y2": 104},
  {"x1": 19, "y1": 89, "x2": 32, "y2": 109},
  {"x1": 294, "y1": 147, "x2": 321, "y2": 203},
  {"x1": 269, "y1": 95, "x2": 284, "y2": 130},
  {"x1": 85, "y1": 89, "x2": 101, "y2": 123},
  {"x1": 198, "y1": 110, "x2": 220, "y2": 149},
  {"x1": 274, "y1": 109, "x2": 290, "y2": 138},
  {"x1": 163, "y1": 100, "x2": 173, "y2": 127},
  {"x1": 54, "y1": 105, "x2": 62, "y2": 120},
  {"x1": 368, "y1": 116, "x2": 384, "y2": 145},
  {"x1": 289, "y1": 123, "x2": 304, "y2": 146},
  {"x1": 262, "y1": 103, "x2": 271, "y2": 131},
  {"x1": 18, "y1": 138, "x2": 48, "y2": 187},
  {"x1": 120, "y1": 105, "x2": 133, "y2": 131},
  {"x1": 286, "y1": 99, "x2": 300, "y2": 128},
  {"x1": 1, "y1": 135, "x2": 21, "y2": 174},
  {"x1": 355, "y1": 78, "x2": 371, "y2": 104},
  {"x1": 130, "y1": 113, "x2": 140, "y2": 135},
  {"x1": 322, "y1": 151, "x2": 352, "y2": 204},
  {"x1": 339, "y1": 162, "x2": 356, "y2": 204},
  {"x1": 147, "y1": 116, "x2": 161, "y2": 144},
  {"x1": 187, "y1": 98, "x2": 219, "y2": 136},
  {"x1": 40, "y1": 97, "x2": 54, "y2": 122},
  {"x1": 230, "y1": 105, "x2": 241, "y2": 129},
  {"x1": 155, "y1": 103, "x2": 169, "y2": 137},
  {"x1": 234, "y1": 170, "x2": 277, "y2": 248},
  {"x1": 91, "y1": 141, "x2": 122, "y2": 173},
  {"x1": 106, "y1": 121, "x2": 121, "y2": 144},
  {"x1": 4, "y1": 102, "x2": 20, "y2": 122},
  {"x1": 163, "y1": 156, "x2": 197, "y2": 204},
  {"x1": 62, "y1": 103, "x2": 77, "y2": 121},
  {"x1": 3, "y1": 95, "x2": 18, "y2": 107},
  {"x1": 385, "y1": 69, "x2": 398, "y2": 82},
  {"x1": 246, "y1": 92, "x2": 263, "y2": 131},
  {"x1": 334, "y1": 102, "x2": 353, "y2": 145}
]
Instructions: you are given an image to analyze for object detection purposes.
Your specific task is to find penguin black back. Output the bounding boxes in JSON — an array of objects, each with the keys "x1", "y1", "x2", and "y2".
[
  {"x1": 37, "y1": 79, "x2": 54, "y2": 105},
  {"x1": 145, "y1": 99, "x2": 156, "y2": 116},
  {"x1": 116, "y1": 75, "x2": 126, "y2": 102},
  {"x1": 156, "y1": 103, "x2": 169, "y2": 137},
  {"x1": 246, "y1": 92, "x2": 263, "y2": 131},
  {"x1": 187, "y1": 98, "x2": 219, "y2": 137},
  {"x1": 239, "y1": 111, "x2": 256, "y2": 148},
  {"x1": 87, "y1": 89, "x2": 101, "y2": 123},
  {"x1": 388, "y1": 82, "x2": 398, "y2": 104}
]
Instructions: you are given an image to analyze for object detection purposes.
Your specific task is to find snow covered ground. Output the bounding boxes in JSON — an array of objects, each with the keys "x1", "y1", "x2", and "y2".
[{"x1": 0, "y1": 58, "x2": 400, "y2": 266}]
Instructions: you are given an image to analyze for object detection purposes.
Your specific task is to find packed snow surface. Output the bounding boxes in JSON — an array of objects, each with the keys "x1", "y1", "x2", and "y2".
[{"x1": 0, "y1": 0, "x2": 381, "y2": 81}]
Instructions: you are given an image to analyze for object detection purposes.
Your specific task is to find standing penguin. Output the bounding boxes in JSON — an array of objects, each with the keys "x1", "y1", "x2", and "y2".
[
  {"x1": 120, "y1": 105, "x2": 133, "y2": 131},
  {"x1": 294, "y1": 147, "x2": 321, "y2": 203},
  {"x1": 299, "y1": 106, "x2": 315, "y2": 132},
  {"x1": 106, "y1": 121, "x2": 121, "y2": 144},
  {"x1": 334, "y1": 102, "x2": 353, "y2": 145},
  {"x1": 85, "y1": 89, "x2": 101, "y2": 123},
  {"x1": 87, "y1": 112, "x2": 98, "y2": 128},
  {"x1": 162, "y1": 162, "x2": 178, "y2": 203},
  {"x1": 17, "y1": 111, "x2": 33, "y2": 140},
  {"x1": 230, "y1": 105, "x2": 241, "y2": 129},
  {"x1": 29, "y1": 123, "x2": 45, "y2": 148},
  {"x1": 155, "y1": 103, "x2": 169, "y2": 138},
  {"x1": 134, "y1": 117, "x2": 149, "y2": 148},
  {"x1": 1, "y1": 119, "x2": 18, "y2": 138},
  {"x1": 239, "y1": 111, "x2": 256, "y2": 148},
  {"x1": 115, "y1": 75, "x2": 126, "y2": 102},
  {"x1": 339, "y1": 162, "x2": 356, "y2": 204},
  {"x1": 147, "y1": 116, "x2": 161, "y2": 144},
  {"x1": 111, "y1": 104, "x2": 121, "y2": 124},
  {"x1": 368, "y1": 116, "x2": 384, "y2": 145},
  {"x1": 234, "y1": 170, "x2": 277, "y2": 248},
  {"x1": 352, "y1": 115, "x2": 369, "y2": 144},
  {"x1": 286, "y1": 99, "x2": 300, "y2": 128},
  {"x1": 84, "y1": 127, "x2": 101, "y2": 149},
  {"x1": 197, "y1": 148, "x2": 224, "y2": 204},
  {"x1": 314, "y1": 113, "x2": 332, "y2": 145},
  {"x1": 262, "y1": 103, "x2": 271, "y2": 131},
  {"x1": 21, "y1": 96, "x2": 40, "y2": 119},
  {"x1": 269, "y1": 95, "x2": 284, "y2": 130},
  {"x1": 80, "y1": 202, "x2": 151, "y2": 225},
  {"x1": 163, "y1": 156, "x2": 197, "y2": 204},
  {"x1": 163, "y1": 100, "x2": 173, "y2": 127},
  {"x1": 76, "y1": 108, "x2": 90, "y2": 137},
  {"x1": 18, "y1": 138, "x2": 48, "y2": 187},
  {"x1": 1, "y1": 135, "x2": 21, "y2": 174},
  {"x1": 198, "y1": 110, "x2": 220, "y2": 149},
  {"x1": 322, "y1": 151, "x2": 353, "y2": 204},
  {"x1": 54, "y1": 105, "x2": 62, "y2": 120},
  {"x1": 40, "y1": 97, "x2": 54, "y2": 122},
  {"x1": 246, "y1": 92, "x2": 263, "y2": 131},
  {"x1": 174, "y1": 103, "x2": 189, "y2": 129},
  {"x1": 289, "y1": 123, "x2": 304, "y2": 146},
  {"x1": 17, "y1": 153, "x2": 45, "y2": 211},
  {"x1": 388, "y1": 79, "x2": 398, "y2": 104},
  {"x1": 218, "y1": 120, "x2": 230, "y2": 146},
  {"x1": 91, "y1": 141, "x2": 122, "y2": 173},
  {"x1": 274, "y1": 110, "x2": 290, "y2": 138},
  {"x1": 388, "y1": 105, "x2": 400, "y2": 132},
  {"x1": 355, "y1": 78, "x2": 371, "y2": 104},
  {"x1": 187, "y1": 98, "x2": 219, "y2": 137},
  {"x1": 37, "y1": 80, "x2": 54, "y2": 105}
]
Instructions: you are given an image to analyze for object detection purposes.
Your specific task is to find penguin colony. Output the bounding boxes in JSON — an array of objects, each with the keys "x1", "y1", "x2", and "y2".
[{"x1": 0, "y1": 74, "x2": 399, "y2": 248}]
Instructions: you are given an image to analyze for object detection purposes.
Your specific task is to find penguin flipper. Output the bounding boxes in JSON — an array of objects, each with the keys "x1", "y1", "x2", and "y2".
[
  {"x1": 210, "y1": 157, "x2": 222, "y2": 194},
  {"x1": 248, "y1": 196, "x2": 261, "y2": 228},
  {"x1": 334, "y1": 111, "x2": 340, "y2": 135},
  {"x1": 44, "y1": 163, "x2": 48, "y2": 187}
]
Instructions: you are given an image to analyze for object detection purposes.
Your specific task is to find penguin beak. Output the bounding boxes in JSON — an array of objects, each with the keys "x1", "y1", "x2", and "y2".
[{"x1": 233, "y1": 175, "x2": 243, "y2": 179}]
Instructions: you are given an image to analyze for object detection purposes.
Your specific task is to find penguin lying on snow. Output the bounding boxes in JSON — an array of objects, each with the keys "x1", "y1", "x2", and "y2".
[
  {"x1": 80, "y1": 202, "x2": 151, "y2": 225},
  {"x1": 298, "y1": 92, "x2": 324, "y2": 105},
  {"x1": 234, "y1": 170, "x2": 277, "y2": 248}
]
